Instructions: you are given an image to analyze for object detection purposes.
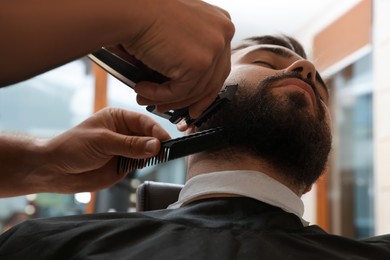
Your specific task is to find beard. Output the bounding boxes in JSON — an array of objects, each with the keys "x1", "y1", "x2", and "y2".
[{"x1": 199, "y1": 72, "x2": 332, "y2": 187}]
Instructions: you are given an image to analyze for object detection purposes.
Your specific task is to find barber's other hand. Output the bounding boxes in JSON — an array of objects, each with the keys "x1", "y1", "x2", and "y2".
[
  {"x1": 41, "y1": 108, "x2": 170, "y2": 193},
  {"x1": 125, "y1": 0, "x2": 234, "y2": 119}
]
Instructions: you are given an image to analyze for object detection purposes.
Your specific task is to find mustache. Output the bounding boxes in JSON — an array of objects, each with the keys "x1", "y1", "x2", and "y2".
[
  {"x1": 259, "y1": 71, "x2": 320, "y2": 100},
  {"x1": 255, "y1": 71, "x2": 325, "y2": 121}
]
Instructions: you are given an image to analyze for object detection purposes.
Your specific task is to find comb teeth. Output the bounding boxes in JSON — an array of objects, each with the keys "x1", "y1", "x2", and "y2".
[
  {"x1": 117, "y1": 146, "x2": 170, "y2": 174},
  {"x1": 117, "y1": 127, "x2": 227, "y2": 175}
]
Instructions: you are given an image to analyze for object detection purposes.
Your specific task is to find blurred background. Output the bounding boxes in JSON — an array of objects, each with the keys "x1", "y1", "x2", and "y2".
[{"x1": 1, "y1": 0, "x2": 389, "y2": 239}]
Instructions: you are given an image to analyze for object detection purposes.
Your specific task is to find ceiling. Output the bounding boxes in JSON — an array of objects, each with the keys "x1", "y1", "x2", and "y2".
[{"x1": 204, "y1": 0, "x2": 360, "y2": 46}]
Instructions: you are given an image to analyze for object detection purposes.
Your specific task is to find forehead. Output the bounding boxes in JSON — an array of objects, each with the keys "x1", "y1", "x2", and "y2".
[{"x1": 232, "y1": 44, "x2": 304, "y2": 62}]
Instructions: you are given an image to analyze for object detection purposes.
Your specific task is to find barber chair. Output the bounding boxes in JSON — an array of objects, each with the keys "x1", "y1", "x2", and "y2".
[{"x1": 136, "y1": 181, "x2": 184, "y2": 212}]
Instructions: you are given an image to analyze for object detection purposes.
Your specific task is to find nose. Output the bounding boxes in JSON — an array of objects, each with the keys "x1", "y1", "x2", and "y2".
[{"x1": 284, "y1": 60, "x2": 317, "y2": 81}]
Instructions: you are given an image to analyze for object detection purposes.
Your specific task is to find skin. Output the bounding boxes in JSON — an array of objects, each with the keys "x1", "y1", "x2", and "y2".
[
  {"x1": 0, "y1": 0, "x2": 234, "y2": 196},
  {"x1": 0, "y1": 0, "x2": 234, "y2": 117},
  {"x1": 0, "y1": 108, "x2": 170, "y2": 197},
  {"x1": 186, "y1": 44, "x2": 331, "y2": 197}
]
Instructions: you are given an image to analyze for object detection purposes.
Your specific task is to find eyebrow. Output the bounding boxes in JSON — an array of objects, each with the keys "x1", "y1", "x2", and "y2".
[
  {"x1": 252, "y1": 46, "x2": 293, "y2": 58},
  {"x1": 250, "y1": 46, "x2": 330, "y2": 99}
]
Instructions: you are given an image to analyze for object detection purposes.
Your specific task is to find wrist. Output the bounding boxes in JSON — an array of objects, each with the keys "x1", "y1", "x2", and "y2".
[
  {"x1": 22, "y1": 138, "x2": 52, "y2": 194},
  {"x1": 0, "y1": 134, "x2": 51, "y2": 196},
  {"x1": 115, "y1": 0, "x2": 161, "y2": 49},
  {"x1": 89, "y1": 0, "x2": 159, "y2": 47}
]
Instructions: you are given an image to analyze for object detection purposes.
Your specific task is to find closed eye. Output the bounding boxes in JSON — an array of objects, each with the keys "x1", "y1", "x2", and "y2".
[{"x1": 253, "y1": 61, "x2": 276, "y2": 69}]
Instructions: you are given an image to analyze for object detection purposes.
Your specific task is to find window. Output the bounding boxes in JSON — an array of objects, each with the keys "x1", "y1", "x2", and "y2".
[{"x1": 329, "y1": 53, "x2": 374, "y2": 238}]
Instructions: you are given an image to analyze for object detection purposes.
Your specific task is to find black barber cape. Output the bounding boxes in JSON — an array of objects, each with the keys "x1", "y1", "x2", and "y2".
[{"x1": 0, "y1": 197, "x2": 389, "y2": 259}]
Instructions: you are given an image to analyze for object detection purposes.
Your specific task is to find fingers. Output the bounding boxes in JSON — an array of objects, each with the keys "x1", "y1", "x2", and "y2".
[
  {"x1": 188, "y1": 43, "x2": 232, "y2": 118},
  {"x1": 128, "y1": 1, "x2": 234, "y2": 119},
  {"x1": 97, "y1": 108, "x2": 170, "y2": 158},
  {"x1": 176, "y1": 120, "x2": 193, "y2": 132},
  {"x1": 134, "y1": 38, "x2": 232, "y2": 118},
  {"x1": 104, "y1": 132, "x2": 162, "y2": 159},
  {"x1": 43, "y1": 109, "x2": 171, "y2": 194},
  {"x1": 107, "y1": 108, "x2": 170, "y2": 141}
]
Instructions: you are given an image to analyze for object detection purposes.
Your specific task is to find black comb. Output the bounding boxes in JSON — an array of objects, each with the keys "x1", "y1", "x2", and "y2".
[{"x1": 117, "y1": 127, "x2": 228, "y2": 175}]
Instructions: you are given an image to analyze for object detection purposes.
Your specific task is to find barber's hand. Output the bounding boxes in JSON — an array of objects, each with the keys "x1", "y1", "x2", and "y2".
[
  {"x1": 124, "y1": 0, "x2": 234, "y2": 119},
  {"x1": 42, "y1": 108, "x2": 170, "y2": 193}
]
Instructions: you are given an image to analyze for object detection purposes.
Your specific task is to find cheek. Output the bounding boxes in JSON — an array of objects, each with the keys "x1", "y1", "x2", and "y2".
[
  {"x1": 224, "y1": 65, "x2": 271, "y2": 88},
  {"x1": 321, "y1": 100, "x2": 332, "y2": 128}
]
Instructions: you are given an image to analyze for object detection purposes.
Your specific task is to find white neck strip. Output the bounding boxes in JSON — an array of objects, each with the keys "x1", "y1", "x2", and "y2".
[{"x1": 168, "y1": 170, "x2": 309, "y2": 226}]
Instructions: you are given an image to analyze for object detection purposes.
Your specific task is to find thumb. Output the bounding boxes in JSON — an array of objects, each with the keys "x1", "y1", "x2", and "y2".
[{"x1": 104, "y1": 133, "x2": 161, "y2": 159}]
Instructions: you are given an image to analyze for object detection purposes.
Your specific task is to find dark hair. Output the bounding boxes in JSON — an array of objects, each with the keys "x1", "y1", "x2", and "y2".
[{"x1": 233, "y1": 35, "x2": 307, "y2": 59}]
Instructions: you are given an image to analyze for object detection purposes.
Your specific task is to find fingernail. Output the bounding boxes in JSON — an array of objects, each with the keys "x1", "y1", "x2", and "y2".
[
  {"x1": 177, "y1": 120, "x2": 186, "y2": 128},
  {"x1": 145, "y1": 139, "x2": 158, "y2": 154}
]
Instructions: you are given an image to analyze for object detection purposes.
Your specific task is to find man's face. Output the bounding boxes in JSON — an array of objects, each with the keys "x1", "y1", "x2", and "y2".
[
  {"x1": 201, "y1": 43, "x2": 332, "y2": 187},
  {"x1": 227, "y1": 44, "x2": 330, "y2": 120}
]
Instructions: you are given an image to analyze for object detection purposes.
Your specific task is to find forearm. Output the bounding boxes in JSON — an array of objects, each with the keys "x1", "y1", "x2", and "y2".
[
  {"x1": 0, "y1": 0, "x2": 147, "y2": 86},
  {"x1": 0, "y1": 133, "x2": 48, "y2": 197}
]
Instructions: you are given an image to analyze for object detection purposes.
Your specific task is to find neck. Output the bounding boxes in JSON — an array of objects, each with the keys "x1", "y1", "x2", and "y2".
[{"x1": 187, "y1": 152, "x2": 305, "y2": 196}]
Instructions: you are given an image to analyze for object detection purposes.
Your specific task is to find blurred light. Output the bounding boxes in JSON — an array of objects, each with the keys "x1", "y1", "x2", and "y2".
[
  {"x1": 130, "y1": 179, "x2": 141, "y2": 189},
  {"x1": 25, "y1": 205, "x2": 36, "y2": 215},
  {"x1": 130, "y1": 193, "x2": 137, "y2": 204},
  {"x1": 25, "y1": 194, "x2": 37, "y2": 201},
  {"x1": 75, "y1": 192, "x2": 91, "y2": 204}
]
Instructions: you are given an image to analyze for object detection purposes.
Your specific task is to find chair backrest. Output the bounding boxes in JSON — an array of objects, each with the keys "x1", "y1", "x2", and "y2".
[{"x1": 136, "y1": 181, "x2": 184, "y2": 211}]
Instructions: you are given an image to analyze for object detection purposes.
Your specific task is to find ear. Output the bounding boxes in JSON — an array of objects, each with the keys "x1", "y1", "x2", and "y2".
[{"x1": 303, "y1": 184, "x2": 312, "y2": 194}]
